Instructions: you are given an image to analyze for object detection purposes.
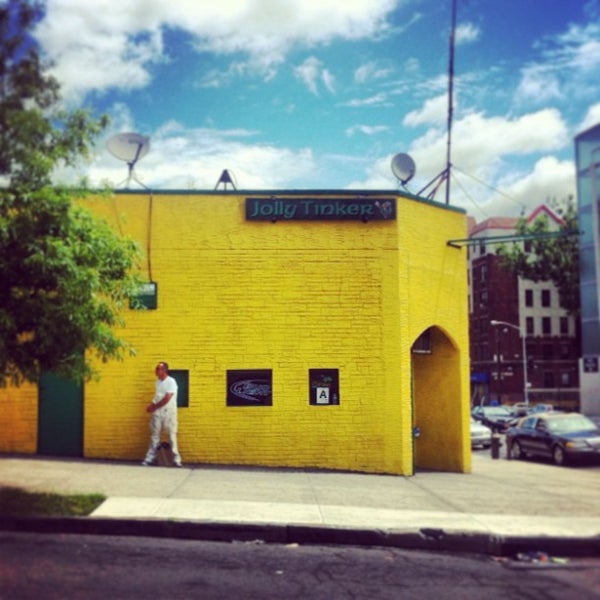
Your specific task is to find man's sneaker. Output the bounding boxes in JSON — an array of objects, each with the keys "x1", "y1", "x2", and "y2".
[
  {"x1": 141, "y1": 459, "x2": 154, "y2": 466},
  {"x1": 174, "y1": 461, "x2": 182, "y2": 468}
]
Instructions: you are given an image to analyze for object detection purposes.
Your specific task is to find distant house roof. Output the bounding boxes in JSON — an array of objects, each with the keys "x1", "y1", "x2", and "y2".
[
  {"x1": 469, "y1": 216, "x2": 518, "y2": 237},
  {"x1": 468, "y1": 204, "x2": 564, "y2": 237},
  {"x1": 526, "y1": 204, "x2": 565, "y2": 226}
]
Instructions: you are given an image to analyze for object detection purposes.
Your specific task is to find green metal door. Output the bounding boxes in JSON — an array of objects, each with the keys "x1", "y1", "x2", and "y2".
[{"x1": 38, "y1": 372, "x2": 83, "y2": 457}]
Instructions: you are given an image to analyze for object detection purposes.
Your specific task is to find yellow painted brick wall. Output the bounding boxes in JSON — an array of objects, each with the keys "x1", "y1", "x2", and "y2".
[
  {"x1": 0, "y1": 381, "x2": 38, "y2": 453},
  {"x1": 396, "y1": 198, "x2": 471, "y2": 473},
  {"x1": 82, "y1": 192, "x2": 468, "y2": 475},
  {"x1": 2, "y1": 191, "x2": 469, "y2": 475}
]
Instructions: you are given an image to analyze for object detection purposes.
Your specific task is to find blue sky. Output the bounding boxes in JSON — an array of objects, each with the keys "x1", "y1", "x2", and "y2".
[{"x1": 32, "y1": 0, "x2": 600, "y2": 219}]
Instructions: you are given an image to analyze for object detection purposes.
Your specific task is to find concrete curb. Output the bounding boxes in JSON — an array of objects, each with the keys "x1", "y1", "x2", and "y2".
[{"x1": 1, "y1": 516, "x2": 599, "y2": 557}]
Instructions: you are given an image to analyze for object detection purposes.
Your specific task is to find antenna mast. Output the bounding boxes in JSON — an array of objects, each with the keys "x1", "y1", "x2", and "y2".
[{"x1": 445, "y1": 0, "x2": 457, "y2": 205}]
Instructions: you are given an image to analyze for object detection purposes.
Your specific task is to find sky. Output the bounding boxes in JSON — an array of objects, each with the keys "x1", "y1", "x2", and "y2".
[{"x1": 30, "y1": 0, "x2": 600, "y2": 220}]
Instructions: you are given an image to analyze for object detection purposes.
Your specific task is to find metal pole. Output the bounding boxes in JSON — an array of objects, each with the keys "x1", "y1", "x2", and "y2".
[
  {"x1": 490, "y1": 320, "x2": 528, "y2": 407},
  {"x1": 445, "y1": 0, "x2": 457, "y2": 206},
  {"x1": 591, "y1": 147, "x2": 600, "y2": 314},
  {"x1": 522, "y1": 332, "x2": 529, "y2": 407}
]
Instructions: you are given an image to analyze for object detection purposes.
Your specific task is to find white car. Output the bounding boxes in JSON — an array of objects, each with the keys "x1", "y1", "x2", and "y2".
[{"x1": 470, "y1": 417, "x2": 492, "y2": 449}]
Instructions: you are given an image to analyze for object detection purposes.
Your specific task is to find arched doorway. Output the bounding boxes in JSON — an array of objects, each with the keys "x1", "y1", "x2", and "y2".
[{"x1": 411, "y1": 326, "x2": 467, "y2": 472}]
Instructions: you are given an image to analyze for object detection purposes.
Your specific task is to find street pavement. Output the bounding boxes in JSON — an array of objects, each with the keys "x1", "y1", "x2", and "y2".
[{"x1": 1, "y1": 449, "x2": 600, "y2": 556}]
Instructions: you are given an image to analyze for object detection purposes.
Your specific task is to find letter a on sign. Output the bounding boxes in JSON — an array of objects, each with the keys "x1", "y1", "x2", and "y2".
[{"x1": 316, "y1": 387, "x2": 330, "y2": 404}]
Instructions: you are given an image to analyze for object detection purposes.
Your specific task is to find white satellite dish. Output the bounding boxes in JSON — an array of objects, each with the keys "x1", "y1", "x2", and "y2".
[
  {"x1": 391, "y1": 153, "x2": 416, "y2": 186},
  {"x1": 107, "y1": 132, "x2": 150, "y2": 188}
]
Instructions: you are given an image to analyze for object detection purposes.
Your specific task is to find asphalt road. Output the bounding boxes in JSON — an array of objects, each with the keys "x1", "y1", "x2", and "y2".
[{"x1": 1, "y1": 532, "x2": 599, "y2": 599}]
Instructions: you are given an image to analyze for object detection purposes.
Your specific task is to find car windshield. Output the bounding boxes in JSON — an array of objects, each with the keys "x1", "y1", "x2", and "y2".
[
  {"x1": 485, "y1": 407, "x2": 511, "y2": 416},
  {"x1": 546, "y1": 415, "x2": 597, "y2": 434}
]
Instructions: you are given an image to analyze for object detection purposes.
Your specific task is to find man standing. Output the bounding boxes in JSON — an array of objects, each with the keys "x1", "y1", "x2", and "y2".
[{"x1": 142, "y1": 362, "x2": 182, "y2": 467}]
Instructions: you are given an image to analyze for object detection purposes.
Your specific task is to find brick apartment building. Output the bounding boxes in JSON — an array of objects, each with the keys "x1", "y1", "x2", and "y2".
[{"x1": 468, "y1": 205, "x2": 580, "y2": 410}]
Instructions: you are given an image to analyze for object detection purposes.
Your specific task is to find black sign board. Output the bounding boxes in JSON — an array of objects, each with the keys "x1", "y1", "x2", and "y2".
[
  {"x1": 309, "y1": 369, "x2": 340, "y2": 405},
  {"x1": 227, "y1": 369, "x2": 273, "y2": 406},
  {"x1": 130, "y1": 281, "x2": 158, "y2": 309},
  {"x1": 246, "y1": 197, "x2": 396, "y2": 221},
  {"x1": 583, "y1": 356, "x2": 599, "y2": 373}
]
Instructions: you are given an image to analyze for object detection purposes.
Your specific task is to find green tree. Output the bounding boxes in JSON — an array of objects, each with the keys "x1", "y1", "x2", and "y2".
[
  {"x1": 0, "y1": 0, "x2": 140, "y2": 385},
  {"x1": 497, "y1": 198, "x2": 580, "y2": 317}
]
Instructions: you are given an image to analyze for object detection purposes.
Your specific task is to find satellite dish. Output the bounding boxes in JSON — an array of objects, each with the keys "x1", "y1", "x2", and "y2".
[
  {"x1": 391, "y1": 153, "x2": 416, "y2": 185},
  {"x1": 106, "y1": 132, "x2": 150, "y2": 188}
]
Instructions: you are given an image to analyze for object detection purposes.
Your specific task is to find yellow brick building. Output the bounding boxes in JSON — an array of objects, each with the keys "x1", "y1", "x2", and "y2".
[{"x1": 0, "y1": 190, "x2": 470, "y2": 475}]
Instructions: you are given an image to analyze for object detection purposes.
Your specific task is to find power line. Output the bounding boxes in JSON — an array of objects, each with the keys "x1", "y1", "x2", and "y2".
[{"x1": 452, "y1": 164, "x2": 526, "y2": 212}]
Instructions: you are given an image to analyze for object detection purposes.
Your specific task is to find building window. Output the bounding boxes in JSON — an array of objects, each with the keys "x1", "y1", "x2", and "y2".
[
  {"x1": 479, "y1": 240, "x2": 486, "y2": 255},
  {"x1": 560, "y1": 343, "x2": 571, "y2": 359},
  {"x1": 526, "y1": 317, "x2": 534, "y2": 335},
  {"x1": 541, "y1": 289, "x2": 551, "y2": 307},
  {"x1": 481, "y1": 343, "x2": 489, "y2": 361},
  {"x1": 560, "y1": 317, "x2": 569, "y2": 335},
  {"x1": 480, "y1": 264, "x2": 487, "y2": 281},
  {"x1": 544, "y1": 371, "x2": 554, "y2": 387},
  {"x1": 561, "y1": 372, "x2": 572, "y2": 387},
  {"x1": 542, "y1": 317, "x2": 551, "y2": 335},
  {"x1": 542, "y1": 344, "x2": 553, "y2": 359},
  {"x1": 525, "y1": 289, "x2": 533, "y2": 307}
]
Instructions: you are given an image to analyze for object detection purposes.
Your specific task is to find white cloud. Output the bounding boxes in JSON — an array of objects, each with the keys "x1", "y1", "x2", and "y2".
[
  {"x1": 322, "y1": 69, "x2": 336, "y2": 94},
  {"x1": 342, "y1": 93, "x2": 392, "y2": 108},
  {"x1": 59, "y1": 116, "x2": 318, "y2": 190},
  {"x1": 515, "y1": 64, "x2": 562, "y2": 104},
  {"x1": 354, "y1": 61, "x2": 392, "y2": 83},
  {"x1": 455, "y1": 22, "x2": 480, "y2": 45},
  {"x1": 294, "y1": 57, "x2": 323, "y2": 95},
  {"x1": 403, "y1": 94, "x2": 448, "y2": 127},
  {"x1": 345, "y1": 107, "x2": 572, "y2": 217},
  {"x1": 36, "y1": 0, "x2": 397, "y2": 99},
  {"x1": 346, "y1": 125, "x2": 389, "y2": 137},
  {"x1": 515, "y1": 21, "x2": 600, "y2": 106},
  {"x1": 481, "y1": 156, "x2": 575, "y2": 217},
  {"x1": 577, "y1": 102, "x2": 600, "y2": 134}
]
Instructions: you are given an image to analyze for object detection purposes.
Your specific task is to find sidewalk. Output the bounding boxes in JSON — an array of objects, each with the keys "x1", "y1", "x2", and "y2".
[{"x1": 1, "y1": 452, "x2": 600, "y2": 556}]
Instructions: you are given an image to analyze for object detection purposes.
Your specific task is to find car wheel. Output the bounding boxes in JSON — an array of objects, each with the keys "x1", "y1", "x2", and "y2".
[
  {"x1": 511, "y1": 440, "x2": 526, "y2": 460},
  {"x1": 552, "y1": 445, "x2": 567, "y2": 466}
]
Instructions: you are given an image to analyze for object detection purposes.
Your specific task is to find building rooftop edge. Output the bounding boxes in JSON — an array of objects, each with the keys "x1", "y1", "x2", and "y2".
[{"x1": 104, "y1": 188, "x2": 466, "y2": 214}]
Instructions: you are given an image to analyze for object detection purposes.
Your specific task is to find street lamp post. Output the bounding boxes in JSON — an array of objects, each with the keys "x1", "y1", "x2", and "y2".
[{"x1": 490, "y1": 320, "x2": 529, "y2": 407}]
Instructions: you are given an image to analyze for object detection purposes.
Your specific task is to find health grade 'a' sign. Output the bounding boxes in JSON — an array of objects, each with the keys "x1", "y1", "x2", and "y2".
[{"x1": 246, "y1": 197, "x2": 396, "y2": 221}]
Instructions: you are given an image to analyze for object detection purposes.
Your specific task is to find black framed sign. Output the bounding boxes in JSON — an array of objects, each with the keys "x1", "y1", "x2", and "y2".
[
  {"x1": 246, "y1": 197, "x2": 396, "y2": 221},
  {"x1": 309, "y1": 369, "x2": 340, "y2": 405},
  {"x1": 227, "y1": 369, "x2": 273, "y2": 406},
  {"x1": 130, "y1": 282, "x2": 158, "y2": 309}
]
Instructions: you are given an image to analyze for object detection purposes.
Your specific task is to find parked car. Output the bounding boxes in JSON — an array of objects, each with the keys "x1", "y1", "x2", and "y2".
[
  {"x1": 509, "y1": 402, "x2": 529, "y2": 417},
  {"x1": 470, "y1": 418, "x2": 492, "y2": 449},
  {"x1": 471, "y1": 406, "x2": 514, "y2": 431},
  {"x1": 506, "y1": 412, "x2": 600, "y2": 466},
  {"x1": 528, "y1": 403, "x2": 554, "y2": 414}
]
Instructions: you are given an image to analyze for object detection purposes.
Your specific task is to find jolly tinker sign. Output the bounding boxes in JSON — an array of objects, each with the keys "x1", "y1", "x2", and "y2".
[{"x1": 246, "y1": 197, "x2": 396, "y2": 221}]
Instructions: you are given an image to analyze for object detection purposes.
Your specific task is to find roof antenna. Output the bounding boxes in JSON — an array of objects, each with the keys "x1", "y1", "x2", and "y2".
[
  {"x1": 445, "y1": 0, "x2": 457, "y2": 205},
  {"x1": 215, "y1": 169, "x2": 237, "y2": 190},
  {"x1": 416, "y1": 0, "x2": 457, "y2": 203},
  {"x1": 106, "y1": 132, "x2": 150, "y2": 189}
]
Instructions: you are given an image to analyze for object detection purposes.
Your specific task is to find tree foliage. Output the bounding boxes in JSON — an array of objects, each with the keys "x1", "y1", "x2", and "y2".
[
  {"x1": 497, "y1": 198, "x2": 580, "y2": 317},
  {"x1": 0, "y1": 1, "x2": 140, "y2": 385}
]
